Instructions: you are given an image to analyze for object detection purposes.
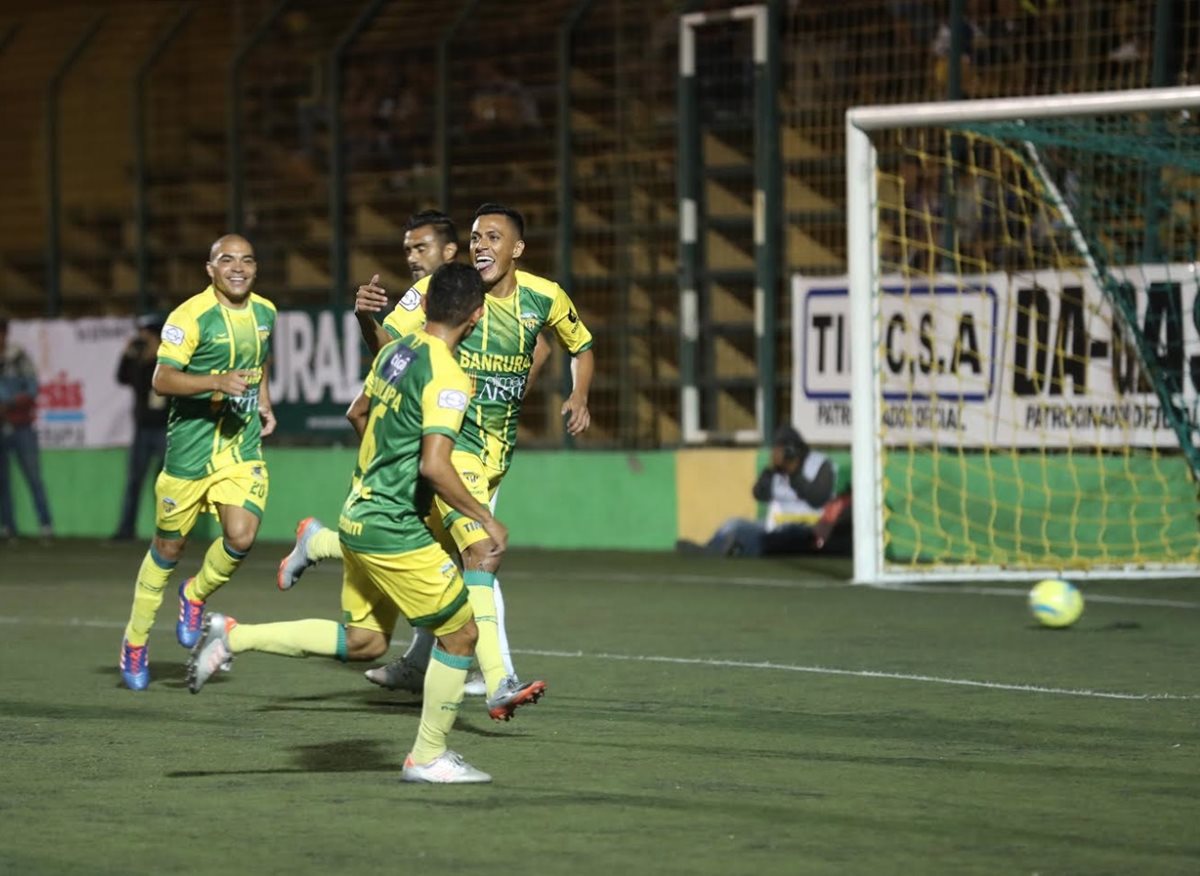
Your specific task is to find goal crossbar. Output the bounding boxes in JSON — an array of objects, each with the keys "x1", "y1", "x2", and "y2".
[{"x1": 845, "y1": 86, "x2": 1200, "y2": 584}]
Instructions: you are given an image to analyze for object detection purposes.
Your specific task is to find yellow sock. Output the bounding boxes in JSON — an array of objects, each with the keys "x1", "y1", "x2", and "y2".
[
  {"x1": 464, "y1": 570, "x2": 505, "y2": 695},
  {"x1": 187, "y1": 538, "x2": 246, "y2": 602},
  {"x1": 228, "y1": 620, "x2": 345, "y2": 658},
  {"x1": 124, "y1": 546, "x2": 177, "y2": 645},
  {"x1": 308, "y1": 527, "x2": 342, "y2": 562},
  {"x1": 410, "y1": 646, "x2": 470, "y2": 763}
]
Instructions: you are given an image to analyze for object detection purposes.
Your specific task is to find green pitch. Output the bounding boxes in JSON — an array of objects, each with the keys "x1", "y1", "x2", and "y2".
[{"x1": 1, "y1": 541, "x2": 1197, "y2": 875}]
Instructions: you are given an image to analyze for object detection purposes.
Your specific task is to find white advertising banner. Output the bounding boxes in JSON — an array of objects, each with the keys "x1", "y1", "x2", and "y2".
[
  {"x1": 9, "y1": 317, "x2": 138, "y2": 449},
  {"x1": 8, "y1": 311, "x2": 366, "y2": 448},
  {"x1": 792, "y1": 266, "x2": 1200, "y2": 448}
]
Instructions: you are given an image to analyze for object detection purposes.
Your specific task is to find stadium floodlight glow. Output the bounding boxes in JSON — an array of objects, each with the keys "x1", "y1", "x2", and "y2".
[{"x1": 843, "y1": 85, "x2": 1200, "y2": 583}]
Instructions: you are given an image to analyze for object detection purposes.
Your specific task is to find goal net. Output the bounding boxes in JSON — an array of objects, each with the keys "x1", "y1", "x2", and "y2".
[{"x1": 842, "y1": 87, "x2": 1200, "y2": 583}]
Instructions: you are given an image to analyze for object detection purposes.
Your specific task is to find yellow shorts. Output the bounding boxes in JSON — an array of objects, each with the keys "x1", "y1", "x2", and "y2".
[
  {"x1": 341, "y1": 541, "x2": 473, "y2": 638},
  {"x1": 431, "y1": 450, "x2": 504, "y2": 553},
  {"x1": 154, "y1": 461, "x2": 269, "y2": 539}
]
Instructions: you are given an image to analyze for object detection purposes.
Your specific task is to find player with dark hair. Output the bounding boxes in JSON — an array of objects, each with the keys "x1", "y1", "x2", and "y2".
[
  {"x1": 118, "y1": 234, "x2": 276, "y2": 690},
  {"x1": 278, "y1": 202, "x2": 594, "y2": 711},
  {"x1": 189, "y1": 262, "x2": 527, "y2": 781}
]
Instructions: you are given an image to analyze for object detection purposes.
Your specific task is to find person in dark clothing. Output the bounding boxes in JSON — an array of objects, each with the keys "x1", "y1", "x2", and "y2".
[
  {"x1": 676, "y1": 425, "x2": 852, "y2": 557},
  {"x1": 111, "y1": 315, "x2": 168, "y2": 541},
  {"x1": 0, "y1": 316, "x2": 53, "y2": 540}
]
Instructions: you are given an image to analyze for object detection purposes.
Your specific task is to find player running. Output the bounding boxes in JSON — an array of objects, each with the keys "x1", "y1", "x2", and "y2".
[{"x1": 118, "y1": 234, "x2": 276, "y2": 690}]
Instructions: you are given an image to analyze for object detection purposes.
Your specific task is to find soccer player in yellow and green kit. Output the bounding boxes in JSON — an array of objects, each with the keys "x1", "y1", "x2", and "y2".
[
  {"x1": 278, "y1": 203, "x2": 594, "y2": 709},
  {"x1": 119, "y1": 234, "x2": 276, "y2": 691},
  {"x1": 188, "y1": 262, "x2": 531, "y2": 782}
]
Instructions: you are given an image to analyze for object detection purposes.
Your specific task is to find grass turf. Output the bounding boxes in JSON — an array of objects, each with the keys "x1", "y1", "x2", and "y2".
[{"x1": 0, "y1": 540, "x2": 1197, "y2": 875}]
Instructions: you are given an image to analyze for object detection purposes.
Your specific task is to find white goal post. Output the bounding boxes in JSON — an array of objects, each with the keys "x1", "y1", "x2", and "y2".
[{"x1": 844, "y1": 85, "x2": 1200, "y2": 584}]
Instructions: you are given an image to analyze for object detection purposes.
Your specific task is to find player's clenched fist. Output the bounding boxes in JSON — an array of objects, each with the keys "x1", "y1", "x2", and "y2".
[{"x1": 354, "y1": 273, "x2": 389, "y2": 314}]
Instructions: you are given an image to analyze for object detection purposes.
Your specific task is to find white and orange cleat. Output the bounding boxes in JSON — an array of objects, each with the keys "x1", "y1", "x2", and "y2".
[
  {"x1": 187, "y1": 613, "x2": 237, "y2": 693},
  {"x1": 401, "y1": 750, "x2": 492, "y2": 784},
  {"x1": 486, "y1": 676, "x2": 546, "y2": 722},
  {"x1": 277, "y1": 517, "x2": 326, "y2": 590}
]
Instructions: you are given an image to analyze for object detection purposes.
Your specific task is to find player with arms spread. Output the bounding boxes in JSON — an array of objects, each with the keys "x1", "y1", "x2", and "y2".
[
  {"x1": 189, "y1": 263, "x2": 535, "y2": 781},
  {"x1": 118, "y1": 234, "x2": 276, "y2": 690},
  {"x1": 278, "y1": 203, "x2": 594, "y2": 707}
]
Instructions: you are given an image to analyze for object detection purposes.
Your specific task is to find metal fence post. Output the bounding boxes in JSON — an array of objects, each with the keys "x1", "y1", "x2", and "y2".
[
  {"x1": 329, "y1": 0, "x2": 389, "y2": 308},
  {"x1": 45, "y1": 15, "x2": 103, "y2": 316},
  {"x1": 133, "y1": 4, "x2": 195, "y2": 313},
  {"x1": 556, "y1": 0, "x2": 596, "y2": 446},
  {"x1": 437, "y1": 1, "x2": 480, "y2": 212},
  {"x1": 228, "y1": 0, "x2": 292, "y2": 234}
]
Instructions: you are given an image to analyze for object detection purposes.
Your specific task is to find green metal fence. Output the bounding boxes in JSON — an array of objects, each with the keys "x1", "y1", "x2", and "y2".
[{"x1": 1, "y1": 0, "x2": 1195, "y2": 449}]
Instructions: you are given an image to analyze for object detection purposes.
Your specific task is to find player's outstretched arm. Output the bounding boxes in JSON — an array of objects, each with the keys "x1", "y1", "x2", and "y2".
[
  {"x1": 419, "y1": 433, "x2": 508, "y2": 555},
  {"x1": 561, "y1": 347, "x2": 594, "y2": 436},
  {"x1": 353, "y1": 273, "x2": 393, "y2": 355},
  {"x1": 152, "y1": 363, "x2": 253, "y2": 399}
]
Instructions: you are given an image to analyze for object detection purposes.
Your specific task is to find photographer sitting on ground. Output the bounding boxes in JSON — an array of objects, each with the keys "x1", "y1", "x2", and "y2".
[{"x1": 676, "y1": 424, "x2": 851, "y2": 557}]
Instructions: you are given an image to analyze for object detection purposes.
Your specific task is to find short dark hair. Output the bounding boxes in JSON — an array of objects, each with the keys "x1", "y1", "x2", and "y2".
[
  {"x1": 425, "y1": 262, "x2": 484, "y2": 326},
  {"x1": 773, "y1": 424, "x2": 808, "y2": 461},
  {"x1": 473, "y1": 202, "x2": 524, "y2": 239},
  {"x1": 405, "y1": 210, "x2": 458, "y2": 249}
]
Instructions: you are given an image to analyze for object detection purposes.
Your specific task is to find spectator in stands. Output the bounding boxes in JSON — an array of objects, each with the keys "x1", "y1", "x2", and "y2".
[
  {"x1": 467, "y1": 60, "x2": 541, "y2": 133},
  {"x1": 0, "y1": 316, "x2": 53, "y2": 541},
  {"x1": 111, "y1": 315, "x2": 168, "y2": 542},
  {"x1": 675, "y1": 425, "x2": 851, "y2": 558},
  {"x1": 1104, "y1": 0, "x2": 1150, "y2": 89}
]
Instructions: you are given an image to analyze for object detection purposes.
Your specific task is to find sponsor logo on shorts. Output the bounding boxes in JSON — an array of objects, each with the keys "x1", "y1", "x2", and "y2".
[
  {"x1": 438, "y1": 389, "x2": 468, "y2": 411},
  {"x1": 162, "y1": 324, "x2": 185, "y2": 345},
  {"x1": 162, "y1": 497, "x2": 177, "y2": 513},
  {"x1": 251, "y1": 465, "x2": 264, "y2": 478}
]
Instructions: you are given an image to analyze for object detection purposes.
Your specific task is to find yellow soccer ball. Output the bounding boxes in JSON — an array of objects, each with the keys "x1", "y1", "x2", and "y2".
[{"x1": 1028, "y1": 578, "x2": 1084, "y2": 628}]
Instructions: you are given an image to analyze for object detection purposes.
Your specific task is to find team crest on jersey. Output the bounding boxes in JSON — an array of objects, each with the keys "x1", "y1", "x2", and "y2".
[
  {"x1": 398, "y1": 287, "x2": 421, "y2": 311},
  {"x1": 162, "y1": 324, "x2": 184, "y2": 345},
  {"x1": 520, "y1": 311, "x2": 541, "y2": 331}
]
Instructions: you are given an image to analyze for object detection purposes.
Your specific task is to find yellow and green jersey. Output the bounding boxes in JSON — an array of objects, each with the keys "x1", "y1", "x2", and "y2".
[
  {"x1": 157, "y1": 286, "x2": 276, "y2": 479},
  {"x1": 382, "y1": 269, "x2": 593, "y2": 474},
  {"x1": 339, "y1": 329, "x2": 472, "y2": 554}
]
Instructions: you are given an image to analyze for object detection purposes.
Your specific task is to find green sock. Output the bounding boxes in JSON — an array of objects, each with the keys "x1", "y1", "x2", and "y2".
[
  {"x1": 228, "y1": 619, "x2": 345, "y2": 658},
  {"x1": 308, "y1": 527, "x2": 342, "y2": 562},
  {"x1": 464, "y1": 570, "x2": 505, "y2": 696},
  {"x1": 188, "y1": 538, "x2": 246, "y2": 602},
  {"x1": 124, "y1": 546, "x2": 177, "y2": 645},
  {"x1": 410, "y1": 646, "x2": 470, "y2": 764}
]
